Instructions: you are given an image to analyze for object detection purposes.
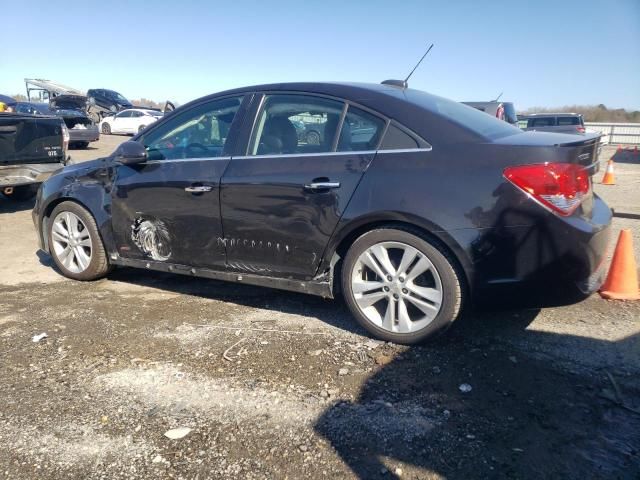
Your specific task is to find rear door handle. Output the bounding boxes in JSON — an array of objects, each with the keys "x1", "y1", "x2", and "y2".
[
  {"x1": 304, "y1": 181, "x2": 341, "y2": 191},
  {"x1": 185, "y1": 185, "x2": 213, "y2": 193}
]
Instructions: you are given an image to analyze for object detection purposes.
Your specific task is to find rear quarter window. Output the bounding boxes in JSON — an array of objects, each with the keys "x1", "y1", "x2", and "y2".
[{"x1": 379, "y1": 124, "x2": 419, "y2": 150}]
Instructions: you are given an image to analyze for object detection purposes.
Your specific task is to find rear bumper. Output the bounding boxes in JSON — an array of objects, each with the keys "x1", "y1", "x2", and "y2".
[
  {"x1": 69, "y1": 125, "x2": 100, "y2": 143},
  {"x1": 458, "y1": 194, "x2": 612, "y2": 298},
  {"x1": 0, "y1": 162, "x2": 64, "y2": 188}
]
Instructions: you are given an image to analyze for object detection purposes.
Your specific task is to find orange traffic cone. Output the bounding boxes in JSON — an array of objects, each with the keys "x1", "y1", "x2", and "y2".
[
  {"x1": 599, "y1": 229, "x2": 640, "y2": 300},
  {"x1": 601, "y1": 159, "x2": 615, "y2": 185}
]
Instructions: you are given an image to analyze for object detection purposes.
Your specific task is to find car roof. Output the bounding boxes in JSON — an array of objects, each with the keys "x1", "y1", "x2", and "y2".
[
  {"x1": 519, "y1": 113, "x2": 582, "y2": 117},
  {"x1": 180, "y1": 82, "x2": 491, "y2": 144}
]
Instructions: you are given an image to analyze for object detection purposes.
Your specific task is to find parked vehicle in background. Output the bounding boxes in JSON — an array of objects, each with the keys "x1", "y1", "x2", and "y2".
[
  {"x1": 0, "y1": 94, "x2": 17, "y2": 112},
  {"x1": 33, "y1": 81, "x2": 610, "y2": 344},
  {"x1": 0, "y1": 112, "x2": 67, "y2": 201},
  {"x1": 16, "y1": 97, "x2": 99, "y2": 149},
  {"x1": 86, "y1": 88, "x2": 133, "y2": 122},
  {"x1": 518, "y1": 113, "x2": 586, "y2": 133},
  {"x1": 463, "y1": 101, "x2": 518, "y2": 125},
  {"x1": 99, "y1": 109, "x2": 164, "y2": 135}
]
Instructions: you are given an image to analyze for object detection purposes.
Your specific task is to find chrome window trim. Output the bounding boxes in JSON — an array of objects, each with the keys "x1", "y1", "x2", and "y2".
[
  {"x1": 144, "y1": 156, "x2": 232, "y2": 164},
  {"x1": 233, "y1": 151, "x2": 377, "y2": 160},
  {"x1": 231, "y1": 147, "x2": 432, "y2": 161},
  {"x1": 378, "y1": 146, "x2": 433, "y2": 153}
]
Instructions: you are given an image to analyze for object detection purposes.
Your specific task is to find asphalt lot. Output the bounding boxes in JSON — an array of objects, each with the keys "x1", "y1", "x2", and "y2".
[{"x1": 0, "y1": 137, "x2": 639, "y2": 479}]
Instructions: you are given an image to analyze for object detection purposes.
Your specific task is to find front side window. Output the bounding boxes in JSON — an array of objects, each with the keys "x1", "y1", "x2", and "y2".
[
  {"x1": 250, "y1": 94, "x2": 344, "y2": 155},
  {"x1": 338, "y1": 106, "x2": 385, "y2": 152},
  {"x1": 141, "y1": 96, "x2": 243, "y2": 161}
]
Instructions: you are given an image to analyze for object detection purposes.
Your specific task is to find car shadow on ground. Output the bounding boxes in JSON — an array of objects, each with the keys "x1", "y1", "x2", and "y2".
[
  {"x1": 34, "y1": 258, "x2": 640, "y2": 478},
  {"x1": 314, "y1": 316, "x2": 640, "y2": 479},
  {"x1": 96, "y1": 265, "x2": 640, "y2": 478},
  {"x1": 0, "y1": 195, "x2": 35, "y2": 213}
]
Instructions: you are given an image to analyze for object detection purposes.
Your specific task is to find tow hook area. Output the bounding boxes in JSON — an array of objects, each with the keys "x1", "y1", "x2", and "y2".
[{"x1": 3, "y1": 187, "x2": 14, "y2": 195}]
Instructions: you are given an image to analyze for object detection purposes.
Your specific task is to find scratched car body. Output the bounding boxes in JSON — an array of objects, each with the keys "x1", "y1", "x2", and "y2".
[{"x1": 33, "y1": 82, "x2": 611, "y2": 343}]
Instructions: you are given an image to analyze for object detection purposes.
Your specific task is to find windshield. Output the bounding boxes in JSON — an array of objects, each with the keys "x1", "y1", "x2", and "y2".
[
  {"x1": 503, "y1": 103, "x2": 518, "y2": 124},
  {"x1": 105, "y1": 90, "x2": 129, "y2": 103}
]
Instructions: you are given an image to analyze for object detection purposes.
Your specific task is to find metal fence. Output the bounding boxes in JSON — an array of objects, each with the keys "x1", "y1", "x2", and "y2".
[{"x1": 585, "y1": 122, "x2": 640, "y2": 145}]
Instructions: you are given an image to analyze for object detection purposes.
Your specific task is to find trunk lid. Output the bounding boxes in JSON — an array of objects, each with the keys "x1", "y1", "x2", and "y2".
[
  {"x1": 0, "y1": 114, "x2": 65, "y2": 165},
  {"x1": 494, "y1": 131, "x2": 601, "y2": 174},
  {"x1": 50, "y1": 95, "x2": 87, "y2": 112}
]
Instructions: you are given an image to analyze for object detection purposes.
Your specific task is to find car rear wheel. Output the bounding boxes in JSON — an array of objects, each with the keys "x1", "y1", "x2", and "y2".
[
  {"x1": 342, "y1": 227, "x2": 463, "y2": 344},
  {"x1": 48, "y1": 201, "x2": 111, "y2": 281},
  {"x1": 102, "y1": 123, "x2": 111, "y2": 134}
]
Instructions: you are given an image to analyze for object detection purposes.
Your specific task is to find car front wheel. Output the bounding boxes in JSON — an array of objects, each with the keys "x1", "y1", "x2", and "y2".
[
  {"x1": 47, "y1": 201, "x2": 111, "y2": 281},
  {"x1": 342, "y1": 227, "x2": 463, "y2": 344}
]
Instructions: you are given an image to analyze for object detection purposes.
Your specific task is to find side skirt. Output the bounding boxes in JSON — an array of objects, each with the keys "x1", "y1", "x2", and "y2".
[{"x1": 111, "y1": 257, "x2": 334, "y2": 299}]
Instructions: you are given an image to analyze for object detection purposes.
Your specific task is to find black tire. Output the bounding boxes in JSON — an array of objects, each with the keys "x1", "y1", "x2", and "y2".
[
  {"x1": 341, "y1": 227, "x2": 464, "y2": 344},
  {"x1": 73, "y1": 142, "x2": 89, "y2": 149},
  {"x1": 306, "y1": 130, "x2": 321, "y2": 145},
  {"x1": 4, "y1": 184, "x2": 38, "y2": 201},
  {"x1": 102, "y1": 123, "x2": 111, "y2": 135},
  {"x1": 47, "y1": 201, "x2": 111, "y2": 281}
]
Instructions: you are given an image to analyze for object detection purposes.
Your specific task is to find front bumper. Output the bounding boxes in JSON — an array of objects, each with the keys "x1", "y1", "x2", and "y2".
[
  {"x1": 69, "y1": 125, "x2": 100, "y2": 143},
  {"x1": 0, "y1": 162, "x2": 64, "y2": 188}
]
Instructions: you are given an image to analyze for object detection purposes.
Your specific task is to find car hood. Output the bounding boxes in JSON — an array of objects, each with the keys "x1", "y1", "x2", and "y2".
[{"x1": 50, "y1": 95, "x2": 87, "y2": 111}]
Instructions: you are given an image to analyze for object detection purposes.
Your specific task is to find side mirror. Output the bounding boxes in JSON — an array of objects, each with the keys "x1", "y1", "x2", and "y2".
[{"x1": 115, "y1": 141, "x2": 147, "y2": 165}]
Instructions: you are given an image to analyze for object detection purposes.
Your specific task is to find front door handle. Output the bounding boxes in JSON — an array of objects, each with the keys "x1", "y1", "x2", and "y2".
[
  {"x1": 185, "y1": 185, "x2": 213, "y2": 193},
  {"x1": 304, "y1": 181, "x2": 341, "y2": 191}
]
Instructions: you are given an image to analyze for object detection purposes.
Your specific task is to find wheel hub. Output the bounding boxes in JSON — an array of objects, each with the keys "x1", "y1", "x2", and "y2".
[{"x1": 351, "y1": 241, "x2": 443, "y2": 334}]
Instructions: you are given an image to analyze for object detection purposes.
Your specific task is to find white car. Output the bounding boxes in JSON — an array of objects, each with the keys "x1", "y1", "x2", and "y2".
[{"x1": 100, "y1": 108, "x2": 163, "y2": 135}]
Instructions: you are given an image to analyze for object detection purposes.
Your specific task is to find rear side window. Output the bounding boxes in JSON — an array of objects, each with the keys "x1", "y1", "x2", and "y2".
[
  {"x1": 337, "y1": 106, "x2": 385, "y2": 152},
  {"x1": 557, "y1": 116, "x2": 580, "y2": 126},
  {"x1": 379, "y1": 124, "x2": 419, "y2": 150},
  {"x1": 250, "y1": 94, "x2": 345, "y2": 155}
]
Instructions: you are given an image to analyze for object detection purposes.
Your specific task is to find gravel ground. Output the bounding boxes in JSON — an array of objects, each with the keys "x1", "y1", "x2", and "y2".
[{"x1": 0, "y1": 139, "x2": 638, "y2": 479}]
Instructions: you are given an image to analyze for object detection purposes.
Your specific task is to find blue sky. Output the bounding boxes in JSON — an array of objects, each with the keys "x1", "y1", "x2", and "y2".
[{"x1": 3, "y1": 0, "x2": 639, "y2": 110}]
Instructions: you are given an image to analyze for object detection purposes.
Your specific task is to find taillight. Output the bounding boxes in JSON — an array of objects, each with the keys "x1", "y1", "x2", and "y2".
[
  {"x1": 577, "y1": 126, "x2": 586, "y2": 133},
  {"x1": 61, "y1": 122, "x2": 70, "y2": 159},
  {"x1": 504, "y1": 163, "x2": 590, "y2": 216}
]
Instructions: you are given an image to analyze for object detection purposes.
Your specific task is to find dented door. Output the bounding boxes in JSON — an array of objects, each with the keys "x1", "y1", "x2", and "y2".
[
  {"x1": 110, "y1": 95, "x2": 249, "y2": 269},
  {"x1": 220, "y1": 151, "x2": 375, "y2": 279}
]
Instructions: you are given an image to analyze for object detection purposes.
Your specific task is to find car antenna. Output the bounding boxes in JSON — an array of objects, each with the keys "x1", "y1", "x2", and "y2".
[
  {"x1": 493, "y1": 92, "x2": 503, "y2": 102},
  {"x1": 381, "y1": 43, "x2": 434, "y2": 89}
]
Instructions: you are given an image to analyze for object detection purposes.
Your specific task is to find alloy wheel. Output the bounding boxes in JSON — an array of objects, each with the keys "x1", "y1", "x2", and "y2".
[
  {"x1": 51, "y1": 211, "x2": 93, "y2": 274},
  {"x1": 350, "y1": 241, "x2": 443, "y2": 334}
]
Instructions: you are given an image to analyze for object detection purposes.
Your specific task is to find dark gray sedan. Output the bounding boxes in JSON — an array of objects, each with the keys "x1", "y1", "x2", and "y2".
[{"x1": 32, "y1": 82, "x2": 611, "y2": 343}]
